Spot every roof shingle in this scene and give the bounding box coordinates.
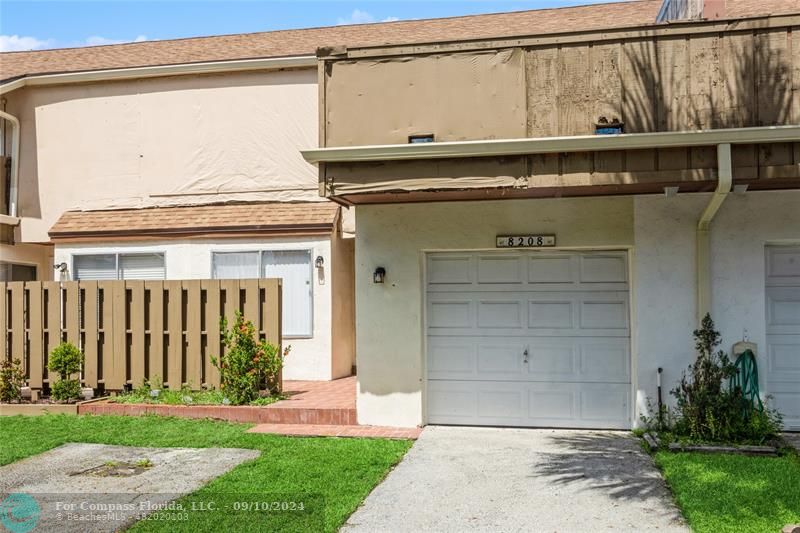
[3,1,667,82]
[49,202,340,239]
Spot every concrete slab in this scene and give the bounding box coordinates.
[342,426,688,532]
[0,443,259,533]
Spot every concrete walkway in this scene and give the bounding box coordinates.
[342,426,688,532]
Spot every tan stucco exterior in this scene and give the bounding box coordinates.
[4,68,320,243]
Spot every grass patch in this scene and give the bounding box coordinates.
[111,387,284,406]
[655,450,800,533]
[0,414,412,532]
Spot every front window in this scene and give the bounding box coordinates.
[212,250,313,338]
[73,253,165,280]
[0,262,37,281]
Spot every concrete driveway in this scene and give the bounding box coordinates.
[342,426,687,532]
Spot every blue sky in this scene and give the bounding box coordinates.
[0,0,627,51]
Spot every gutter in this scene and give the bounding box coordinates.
[696,143,733,323]
[301,125,800,164]
[0,109,20,217]
[0,55,317,95]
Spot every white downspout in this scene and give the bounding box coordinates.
[0,109,20,217]
[696,143,732,322]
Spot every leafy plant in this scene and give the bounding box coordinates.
[0,358,26,403]
[211,312,289,405]
[671,314,782,444]
[48,342,84,402]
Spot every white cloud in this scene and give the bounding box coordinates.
[337,9,399,25]
[82,34,148,47]
[0,35,52,52]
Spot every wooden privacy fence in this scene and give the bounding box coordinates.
[0,279,282,392]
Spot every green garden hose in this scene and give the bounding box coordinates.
[729,349,763,414]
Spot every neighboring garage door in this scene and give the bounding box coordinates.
[426,250,631,429]
[765,246,800,430]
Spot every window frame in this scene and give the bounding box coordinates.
[71,251,166,281]
[210,248,314,339]
[0,261,38,281]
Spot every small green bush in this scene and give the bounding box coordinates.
[670,314,782,444]
[51,379,82,403]
[0,358,26,403]
[48,342,84,402]
[211,312,288,405]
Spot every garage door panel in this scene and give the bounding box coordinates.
[528,342,577,377]
[428,254,473,285]
[528,387,576,420]
[766,247,800,285]
[765,246,800,431]
[766,287,800,334]
[426,250,631,429]
[429,291,629,337]
[528,300,575,329]
[427,380,629,429]
[428,300,473,328]
[579,341,631,382]
[477,254,525,284]
[528,255,574,283]
[579,294,629,332]
[477,300,524,328]
[477,343,526,375]
[478,390,525,418]
[766,335,800,382]
[427,339,477,376]
[579,254,628,283]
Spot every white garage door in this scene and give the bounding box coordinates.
[765,246,800,430]
[426,250,631,429]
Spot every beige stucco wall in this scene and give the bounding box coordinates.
[355,190,800,428]
[354,197,635,427]
[330,223,356,378]
[4,67,319,244]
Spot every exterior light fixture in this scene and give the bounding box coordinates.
[315,255,324,268]
[663,186,680,197]
[373,267,386,284]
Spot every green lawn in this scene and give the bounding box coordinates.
[655,450,800,533]
[0,414,412,532]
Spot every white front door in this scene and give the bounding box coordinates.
[765,246,800,430]
[425,250,631,429]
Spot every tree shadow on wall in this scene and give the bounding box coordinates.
[621,24,793,133]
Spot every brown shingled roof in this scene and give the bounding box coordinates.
[3,1,796,84]
[49,202,340,240]
[3,1,665,82]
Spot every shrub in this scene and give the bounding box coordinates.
[48,342,84,402]
[211,312,288,405]
[0,358,26,403]
[671,314,782,444]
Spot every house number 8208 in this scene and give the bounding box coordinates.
[496,235,556,248]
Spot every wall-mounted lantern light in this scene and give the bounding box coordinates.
[373,267,386,284]
[315,255,324,269]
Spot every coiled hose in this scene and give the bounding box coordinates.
[729,349,763,415]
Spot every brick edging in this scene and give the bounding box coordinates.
[78,400,357,425]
